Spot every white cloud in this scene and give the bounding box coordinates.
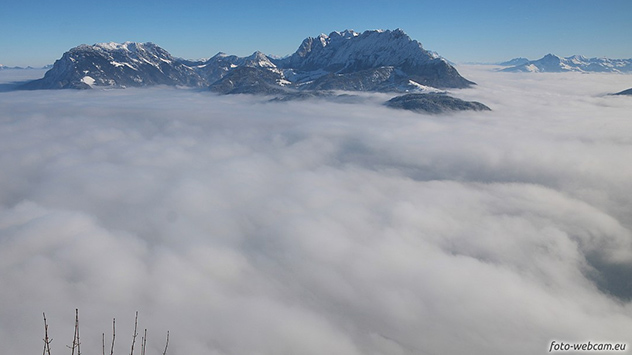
[1,68,632,354]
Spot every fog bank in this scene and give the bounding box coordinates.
[1,67,632,354]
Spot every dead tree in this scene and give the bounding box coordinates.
[162,331,170,355]
[110,318,116,355]
[140,329,147,355]
[42,312,52,355]
[67,309,81,355]
[41,310,168,355]
[129,311,138,355]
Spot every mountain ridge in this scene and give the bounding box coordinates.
[501,54,632,73]
[21,42,206,89]
[20,29,474,93]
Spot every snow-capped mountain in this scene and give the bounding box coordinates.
[188,53,243,84]
[21,42,207,89]
[277,29,473,90]
[209,66,290,95]
[0,64,24,70]
[498,57,530,66]
[207,50,293,94]
[1,64,52,70]
[21,29,474,93]
[502,54,632,73]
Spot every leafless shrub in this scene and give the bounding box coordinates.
[42,310,169,355]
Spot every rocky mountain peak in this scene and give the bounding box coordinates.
[21,29,474,91]
[242,51,277,68]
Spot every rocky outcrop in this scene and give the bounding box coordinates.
[385,93,491,114]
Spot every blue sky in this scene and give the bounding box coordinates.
[1,0,631,67]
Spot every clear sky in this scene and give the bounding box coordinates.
[1,0,631,67]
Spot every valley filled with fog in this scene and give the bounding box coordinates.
[1,66,631,354]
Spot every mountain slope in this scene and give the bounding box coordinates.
[614,88,632,96]
[278,29,473,89]
[209,66,289,95]
[498,57,530,66]
[21,42,207,89]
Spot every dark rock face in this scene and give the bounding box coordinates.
[614,88,632,95]
[269,91,362,103]
[301,67,402,91]
[194,53,243,85]
[208,66,289,95]
[385,93,491,114]
[269,91,338,101]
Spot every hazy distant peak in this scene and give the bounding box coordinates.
[502,53,632,73]
[569,54,588,61]
[541,53,562,61]
[498,57,530,66]
[247,50,269,58]
[242,51,277,68]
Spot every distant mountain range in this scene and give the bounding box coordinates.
[20,29,474,93]
[500,54,632,73]
[0,64,50,70]
[497,57,530,67]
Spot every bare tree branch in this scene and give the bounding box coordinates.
[68,309,80,355]
[162,331,170,355]
[41,311,168,355]
[129,311,138,355]
[76,309,81,355]
[42,312,52,355]
[140,329,147,355]
[110,318,116,355]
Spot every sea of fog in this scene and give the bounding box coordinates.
[1,66,631,354]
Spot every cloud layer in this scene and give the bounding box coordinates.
[1,68,632,354]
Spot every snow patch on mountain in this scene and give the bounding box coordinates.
[80,76,95,87]
[407,80,447,94]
